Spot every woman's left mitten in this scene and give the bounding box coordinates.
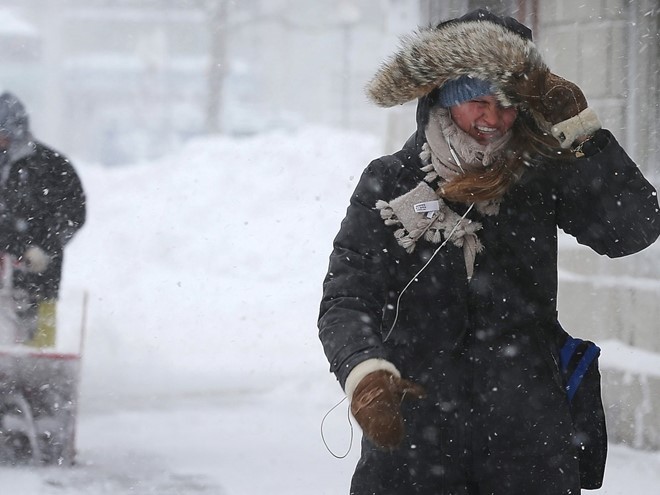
[350,370,425,450]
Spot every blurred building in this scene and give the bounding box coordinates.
[0,0,407,165]
[0,1,656,171]
[0,0,210,165]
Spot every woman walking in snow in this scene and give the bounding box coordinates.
[318,9,660,495]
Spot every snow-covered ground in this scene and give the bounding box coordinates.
[1,127,659,493]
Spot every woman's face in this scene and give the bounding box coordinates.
[449,95,517,145]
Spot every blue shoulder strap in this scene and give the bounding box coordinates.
[560,337,582,373]
[560,337,601,403]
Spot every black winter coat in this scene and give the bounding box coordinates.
[318,124,660,493]
[0,141,86,300]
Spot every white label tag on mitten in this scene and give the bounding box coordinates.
[413,200,440,213]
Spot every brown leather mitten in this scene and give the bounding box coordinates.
[521,71,587,124]
[517,70,601,148]
[350,370,426,450]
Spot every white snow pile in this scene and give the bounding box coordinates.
[58,126,379,400]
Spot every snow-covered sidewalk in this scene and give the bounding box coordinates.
[2,378,660,494]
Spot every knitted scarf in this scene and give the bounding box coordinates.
[376,107,511,280]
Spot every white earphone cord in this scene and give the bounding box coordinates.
[384,139,473,342]
[384,202,474,341]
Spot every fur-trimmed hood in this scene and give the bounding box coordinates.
[366,9,546,111]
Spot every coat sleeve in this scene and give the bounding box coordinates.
[318,157,401,388]
[29,147,86,254]
[555,129,660,257]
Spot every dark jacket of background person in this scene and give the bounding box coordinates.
[0,92,86,301]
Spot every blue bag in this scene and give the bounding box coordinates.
[559,336,607,490]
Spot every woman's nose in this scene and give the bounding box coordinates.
[481,104,506,126]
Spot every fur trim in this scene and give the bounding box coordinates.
[551,107,602,148]
[366,20,546,108]
[344,359,400,400]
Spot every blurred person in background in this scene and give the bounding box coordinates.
[0,91,85,347]
[318,9,660,495]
